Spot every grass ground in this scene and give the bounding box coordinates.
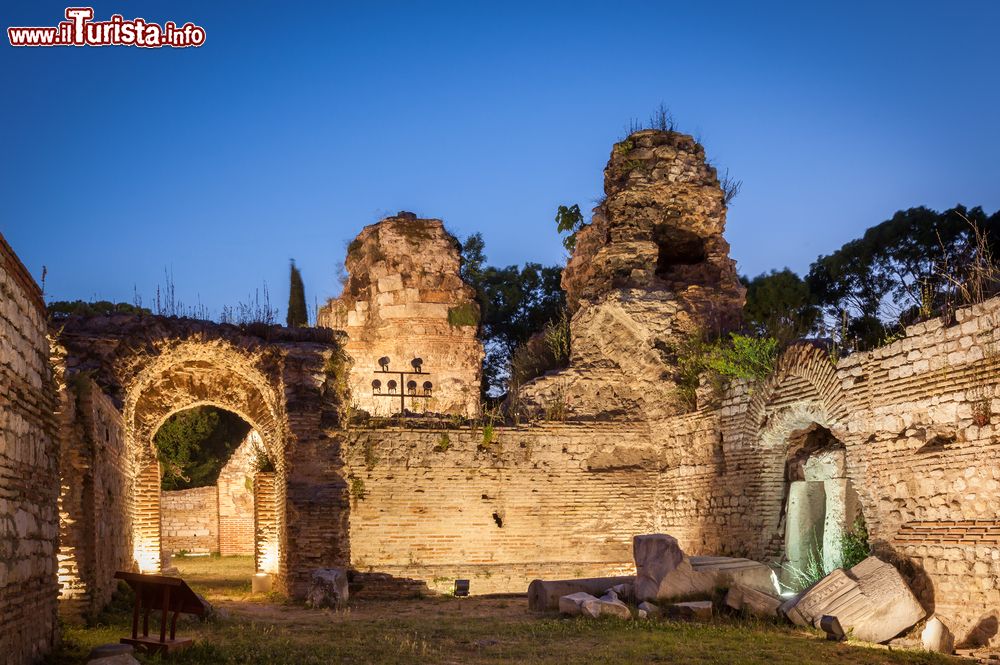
[48,556,957,665]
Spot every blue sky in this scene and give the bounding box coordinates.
[2,1,998,320]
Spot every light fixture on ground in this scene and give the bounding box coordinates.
[454,579,470,597]
[252,572,273,594]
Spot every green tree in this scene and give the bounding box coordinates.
[555,204,586,252]
[742,269,818,344]
[806,205,1000,348]
[460,236,566,397]
[286,259,307,327]
[154,406,251,490]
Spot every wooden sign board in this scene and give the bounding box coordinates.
[114,571,210,654]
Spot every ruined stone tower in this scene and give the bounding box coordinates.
[317,213,483,417]
[520,130,745,420]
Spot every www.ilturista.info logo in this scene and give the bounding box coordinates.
[8,7,206,48]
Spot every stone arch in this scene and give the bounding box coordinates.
[120,340,287,574]
[740,344,859,565]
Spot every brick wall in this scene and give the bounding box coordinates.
[340,423,653,594]
[0,234,59,665]
[217,432,258,556]
[56,378,130,620]
[160,486,219,554]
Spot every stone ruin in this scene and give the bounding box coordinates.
[521,129,745,420]
[4,127,1000,663]
[317,212,483,418]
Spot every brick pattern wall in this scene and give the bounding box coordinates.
[217,432,258,556]
[0,234,59,665]
[56,379,129,620]
[342,423,654,594]
[254,472,278,573]
[160,486,219,554]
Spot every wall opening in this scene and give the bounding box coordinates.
[780,425,861,586]
[153,406,264,560]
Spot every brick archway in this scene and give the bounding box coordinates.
[53,315,344,613]
[122,341,286,574]
[740,344,858,561]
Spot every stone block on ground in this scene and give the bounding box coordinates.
[559,591,600,616]
[783,556,925,643]
[597,591,633,619]
[723,584,782,618]
[527,576,634,611]
[666,600,713,622]
[921,617,955,654]
[690,556,780,595]
[637,601,661,619]
[634,534,685,601]
[306,568,349,609]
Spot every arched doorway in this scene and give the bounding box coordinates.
[124,344,286,580]
[781,424,862,583]
[153,406,270,561]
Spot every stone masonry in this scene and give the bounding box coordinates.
[521,130,745,421]
[317,213,483,418]
[0,233,59,665]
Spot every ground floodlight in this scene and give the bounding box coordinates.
[454,579,470,597]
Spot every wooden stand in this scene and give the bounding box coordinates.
[114,571,209,654]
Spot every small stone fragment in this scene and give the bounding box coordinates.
[306,567,349,609]
[921,617,954,654]
[559,591,600,616]
[667,600,713,621]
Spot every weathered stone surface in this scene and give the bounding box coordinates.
[666,600,713,621]
[0,233,59,665]
[690,556,779,595]
[306,568,349,609]
[723,584,782,618]
[559,592,600,617]
[528,576,634,611]
[784,557,925,643]
[921,617,954,654]
[317,213,483,417]
[634,534,687,601]
[596,596,633,619]
[519,130,745,421]
[637,601,661,619]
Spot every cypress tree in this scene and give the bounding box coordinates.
[286,259,308,327]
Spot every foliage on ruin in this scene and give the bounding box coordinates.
[286,259,308,327]
[668,332,779,411]
[839,516,870,571]
[555,204,586,252]
[154,406,252,490]
[447,303,480,327]
[48,300,151,319]
[509,310,571,390]
[363,440,380,469]
[348,476,366,505]
[433,433,451,452]
[459,233,566,398]
[249,436,275,474]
